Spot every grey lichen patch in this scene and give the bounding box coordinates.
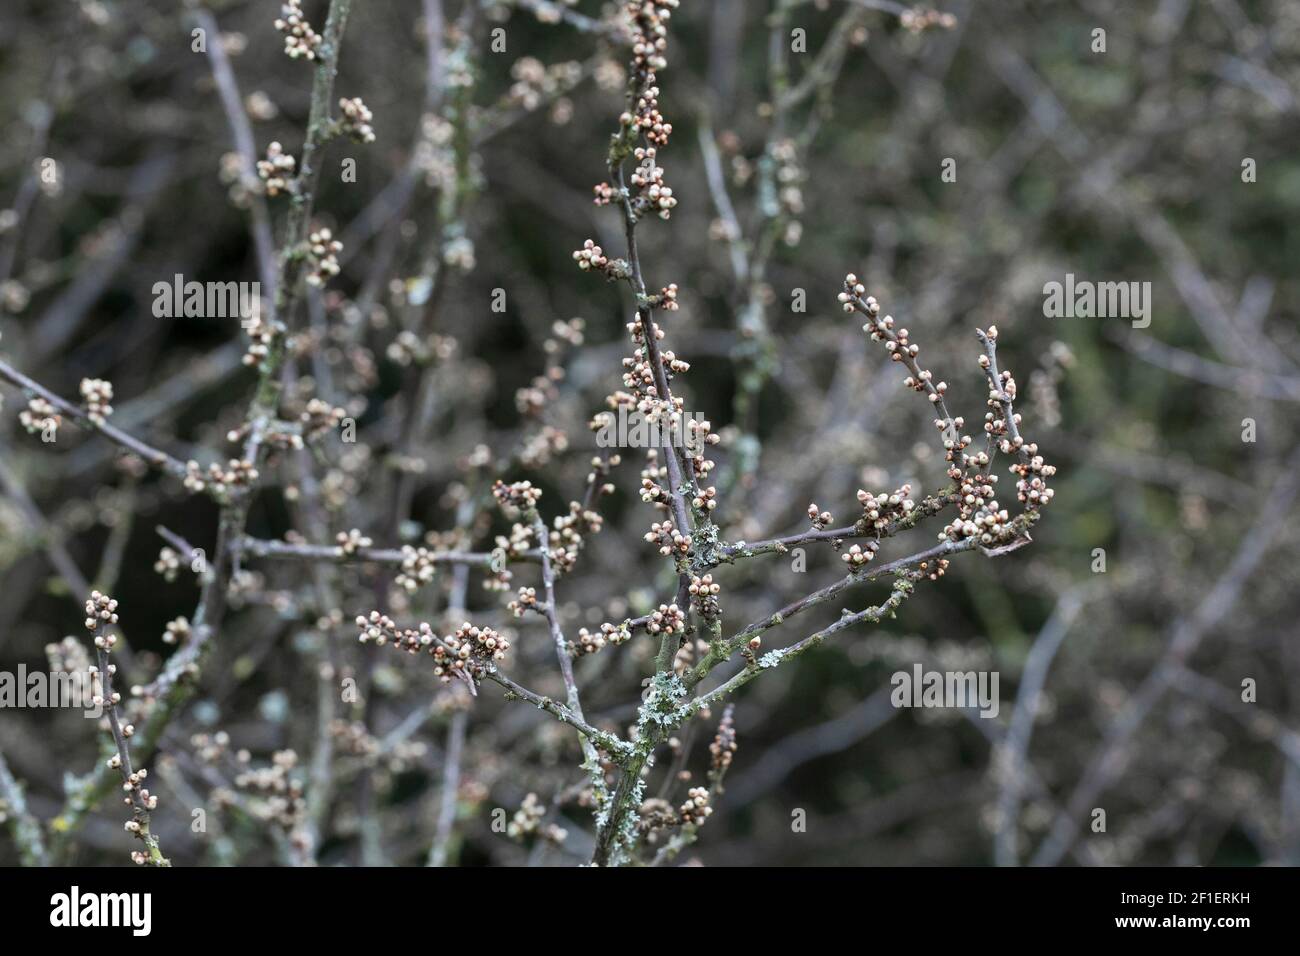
[638,672,690,730]
[687,521,724,571]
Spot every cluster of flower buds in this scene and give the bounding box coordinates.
[335,528,372,556]
[337,97,375,144]
[330,719,382,762]
[936,413,977,474]
[841,541,881,568]
[857,484,915,532]
[516,368,562,418]
[507,792,568,845]
[546,316,586,352]
[976,327,1057,510]
[573,238,608,272]
[19,397,59,436]
[689,573,721,620]
[637,446,668,507]
[629,147,676,219]
[415,114,455,192]
[246,91,277,122]
[153,547,181,582]
[624,1,678,142]
[904,364,946,401]
[79,378,113,423]
[679,785,712,825]
[45,636,91,677]
[506,58,583,112]
[1011,450,1055,508]
[571,620,631,657]
[436,622,510,682]
[274,0,322,60]
[300,398,346,442]
[232,749,307,832]
[161,616,190,646]
[493,479,543,516]
[708,704,737,778]
[546,499,604,574]
[355,612,405,648]
[507,586,540,617]
[808,503,834,530]
[573,627,608,656]
[387,330,458,368]
[518,319,583,422]
[585,455,618,512]
[684,417,720,479]
[899,6,958,32]
[651,282,679,310]
[118,768,158,813]
[375,734,428,774]
[621,342,664,394]
[571,239,627,279]
[519,425,570,470]
[864,311,922,371]
[645,519,690,557]
[917,557,950,580]
[85,590,120,634]
[257,141,296,196]
[636,797,678,837]
[355,613,510,683]
[645,602,687,637]
[226,569,274,613]
[838,274,870,314]
[493,523,535,567]
[183,458,259,495]
[304,229,342,287]
[219,152,257,206]
[691,485,717,512]
[770,138,806,224]
[191,731,231,764]
[618,316,689,404]
[395,545,438,593]
[981,385,1014,445]
[942,472,1015,546]
[241,310,275,368]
